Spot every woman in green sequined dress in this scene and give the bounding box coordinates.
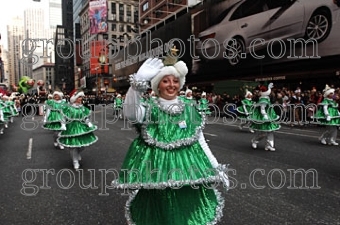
[236,90,254,133]
[57,91,98,169]
[112,57,229,225]
[249,83,281,151]
[42,91,67,149]
[314,84,340,145]
[197,91,211,116]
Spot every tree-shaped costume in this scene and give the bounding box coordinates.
[112,56,229,225]
[113,94,123,119]
[57,91,98,169]
[197,91,211,115]
[249,83,281,151]
[237,90,254,133]
[0,94,5,134]
[314,84,340,145]
[42,91,67,149]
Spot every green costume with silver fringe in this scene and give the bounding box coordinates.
[237,98,253,120]
[42,99,67,131]
[57,103,98,148]
[314,98,340,126]
[113,97,226,225]
[197,98,211,115]
[249,97,281,131]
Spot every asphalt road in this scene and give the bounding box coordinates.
[0,107,339,225]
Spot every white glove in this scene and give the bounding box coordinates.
[85,118,94,128]
[268,83,274,89]
[326,116,331,121]
[135,58,164,81]
[60,123,66,130]
[263,114,269,120]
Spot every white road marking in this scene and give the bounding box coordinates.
[27,138,33,160]
[204,132,218,137]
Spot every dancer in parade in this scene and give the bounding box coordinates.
[0,93,4,134]
[183,87,196,106]
[249,83,281,151]
[1,95,12,129]
[57,90,98,169]
[112,55,229,225]
[197,91,211,115]
[7,96,19,123]
[237,90,254,133]
[113,93,124,119]
[42,91,67,149]
[314,84,340,145]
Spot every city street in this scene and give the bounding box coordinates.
[0,106,339,225]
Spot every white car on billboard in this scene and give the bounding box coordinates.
[196,0,340,66]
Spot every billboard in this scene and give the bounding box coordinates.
[191,0,340,82]
[89,0,108,34]
[90,40,109,75]
[113,0,340,89]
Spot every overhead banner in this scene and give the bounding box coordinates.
[89,0,108,34]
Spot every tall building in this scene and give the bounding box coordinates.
[48,0,62,29]
[7,17,24,87]
[0,34,3,83]
[139,0,189,33]
[73,0,84,88]
[24,8,46,40]
[79,0,139,94]
[53,0,74,93]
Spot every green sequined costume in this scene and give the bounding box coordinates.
[42,99,66,131]
[57,103,98,148]
[314,98,340,125]
[113,97,227,225]
[197,98,211,115]
[7,101,19,117]
[1,100,12,123]
[249,97,281,131]
[236,98,253,120]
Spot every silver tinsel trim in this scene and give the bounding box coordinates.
[124,187,225,225]
[56,135,98,148]
[112,175,221,189]
[152,98,185,115]
[111,163,229,190]
[140,101,206,150]
[57,125,98,137]
[129,73,150,92]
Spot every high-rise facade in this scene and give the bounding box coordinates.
[7,17,24,87]
[79,0,139,93]
[49,0,63,29]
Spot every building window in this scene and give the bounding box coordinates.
[111,2,116,14]
[119,25,124,32]
[142,2,149,12]
[111,24,116,31]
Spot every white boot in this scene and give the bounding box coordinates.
[251,139,258,149]
[265,133,275,151]
[0,128,3,134]
[70,149,80,169]
[265,140,275,151]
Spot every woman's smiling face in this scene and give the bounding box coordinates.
[158,75,180,100]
